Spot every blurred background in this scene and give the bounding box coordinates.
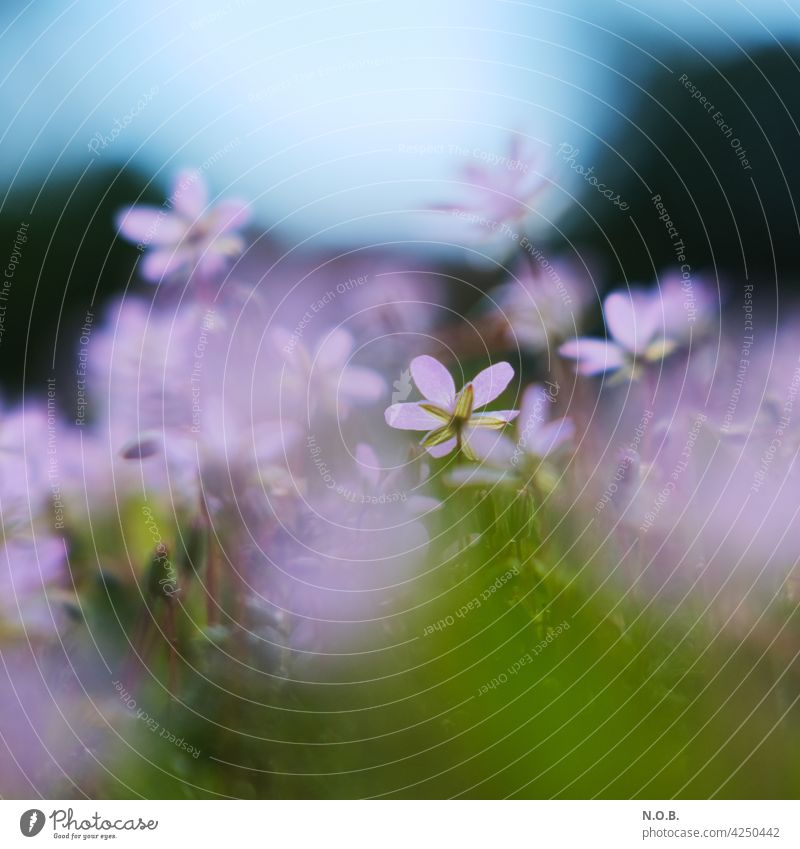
[1,0,798,393]
[3,1,800,801]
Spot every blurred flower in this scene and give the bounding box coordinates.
[0,646,101,795]
[658,270,718,344]
[559,279,715,378]
[485,256,595,352]
[434,136,547,234]
[349,442,441,516]
[385,355,518,459]
[447,383,573,488]
[245,441,438,655]
[116,169,249,283]
[0,404,66,631]
[275,327,386,420]
[514,384,575,460]
[89,295,297,514]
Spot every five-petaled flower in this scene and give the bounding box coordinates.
[385,355,518,459]
[116,168,249,283]
[434,135,547,232]
[559,288,683,379]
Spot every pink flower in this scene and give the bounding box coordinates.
[514,384,575,460]
[0,403,66,632]
[486,256,594,352]
[434,136,546,231]
[559,285,692,378]
[446,383,574,487]
[116,169,249,283]
[384,355,518,459]
[275,327,386,419]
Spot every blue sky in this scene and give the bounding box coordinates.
[0,0,797,250]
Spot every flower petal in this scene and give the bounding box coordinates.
[464,428,516,465]
[518,385,549,435]
[318,328,354,367]
[559,338,625,375]
[116,207,187,245]
[339,366,386,403]
[385,402,442,430]
[425,436,457,458]
[604,291,658,355]
[207,198,250,235]
[171,169,208,219]
[528,417,575,458]
[471,362,514,408]
[410,355,456,407]
[355,443,381,487]
[139,247,193,282]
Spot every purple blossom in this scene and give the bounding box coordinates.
[351,442,441,516]
[275,327,386,419]
[514,384,575,460]
[447,383,574,486]
[486,256,595,352]
[0,404,66,632]
[116,169,249,283]
[434,136,546,232]
[559,279,715,377]
[89,296,298,513]
[385,355,518,459]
